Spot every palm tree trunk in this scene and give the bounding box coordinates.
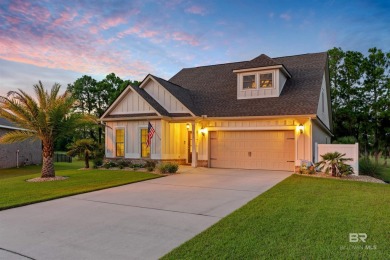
[41,141,55,178]
[332,164,336,176]
[85,151,90,168]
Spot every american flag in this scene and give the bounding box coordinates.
[146,122,155,147]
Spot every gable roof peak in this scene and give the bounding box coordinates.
[235,53,280,70]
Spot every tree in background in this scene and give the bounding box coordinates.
[67,139,97,169]
[362,48,389,162]
[328,47,389,161]
[65,73,140,148]
[0,82,91,178]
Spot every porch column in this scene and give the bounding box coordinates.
[191,122,197,167]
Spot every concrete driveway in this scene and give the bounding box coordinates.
[0,167,291,260]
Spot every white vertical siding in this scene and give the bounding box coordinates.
[110,89,155,115]
[105,120,162,159]
[160,120,186,160]
[316,73,330,128]
[312,121,331,162]
[279,71,287,95]
[143,79,191,114]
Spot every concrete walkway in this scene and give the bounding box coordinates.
[0,167,291,260]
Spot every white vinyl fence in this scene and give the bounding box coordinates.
[315,143,359,175]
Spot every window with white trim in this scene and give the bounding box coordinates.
[140,128,150,158]
[241,72,274,90]
[260,73,273,88]
[243,75,256,89]
[115,128,125,157]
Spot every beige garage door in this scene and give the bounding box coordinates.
[210,131,295,171]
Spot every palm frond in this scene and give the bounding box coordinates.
[0,131,37,144]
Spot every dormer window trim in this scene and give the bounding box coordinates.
[241,70,275,91]
[233,64,292,78]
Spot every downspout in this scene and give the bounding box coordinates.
[16,149,19,168]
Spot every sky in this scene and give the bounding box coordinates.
[0,0,389,97]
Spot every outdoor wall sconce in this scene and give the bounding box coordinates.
[200,128,207,136]
[186,123,190,130]
[298,124,304,134]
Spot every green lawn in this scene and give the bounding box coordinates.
[163,175,390,259]
[0,161,160,211]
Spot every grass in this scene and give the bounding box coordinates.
[163,175,390,259]
[0,161,160,211]
[360,156,390,183]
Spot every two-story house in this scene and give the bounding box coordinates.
[100,52,332,171]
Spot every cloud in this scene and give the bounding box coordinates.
[117,23,199,46]
[101,16,129,30]
[171,31,199,46]
[280,13,291,21]
[52,9,77,26]
[185,5,207,15]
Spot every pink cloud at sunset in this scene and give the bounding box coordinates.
[0,0,389,97]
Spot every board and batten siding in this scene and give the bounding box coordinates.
[311,121,331,162]
[110,89,155,115]
[105,120,188,161]
[316,73,330,129]
[160,121,187,160]
[143,79,192,113]
[105,120,162,159]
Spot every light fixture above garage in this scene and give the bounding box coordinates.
[186,123,190,130]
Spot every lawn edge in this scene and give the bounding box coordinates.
[0,173,163,211]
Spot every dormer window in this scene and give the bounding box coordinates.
[241,71,274,90]
[233,54,291,99]
[260,73,273,88]
[243,75,256,89]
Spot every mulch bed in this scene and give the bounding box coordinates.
[295,172,386,184]
[26,176,69,182]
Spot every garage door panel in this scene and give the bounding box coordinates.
[210,130,295,171]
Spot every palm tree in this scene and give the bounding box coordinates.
[0,81,91,178]
[315,152,352,177]
[67,139,97,168]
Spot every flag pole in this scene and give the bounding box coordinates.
[149,121,161,140]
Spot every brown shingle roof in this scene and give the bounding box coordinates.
[130,85,170,116]
[235,54,279,70]
[150,75,199,115]
[168,52,327,117]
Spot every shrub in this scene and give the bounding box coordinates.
[359,158,384,177]
[93,157,103,168]
[158,162,179,174]
[117,159,130,168]
[103,160,118,169]
[145,160,156,172]
[299,160,315,174]
[315,152,352,177]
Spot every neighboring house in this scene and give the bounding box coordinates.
[100,52,332,171]
[0,118,42,168]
